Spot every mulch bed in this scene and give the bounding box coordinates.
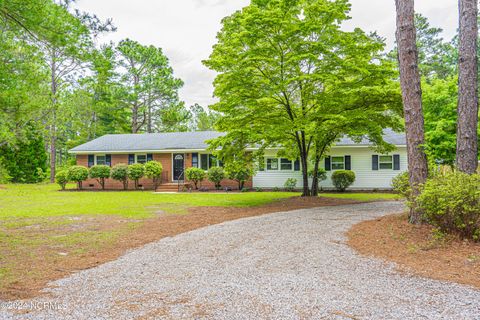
[347,214,480,289]
[1,196,360,301]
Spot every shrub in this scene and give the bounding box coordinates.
[128,163,145,190]
[185,167,206,189]
[331,170,356,192]
[392,171,410,198]
[225,161,253,190]
[416,172,480,241]
[55,170,68,190]
[207,166,224,190]
[111,164,129,190]
[284,178,297,191]
[67,166,89,190]
[89,165,111,190]
[144,161,163,189]
[0,160,11,184]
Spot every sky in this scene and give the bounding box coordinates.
[75,0,459,109]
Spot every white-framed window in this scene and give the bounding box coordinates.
[280,158,293,171]
[199,154,222,170]
[95,154,106,165]
[136,154,147,164]
[331,156,345,170]
[379,155,393,170]
[266,158,279,171]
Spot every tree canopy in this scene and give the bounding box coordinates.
[204,0,402,196]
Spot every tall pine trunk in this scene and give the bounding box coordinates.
[457,0,479,174]
[395,0,428,224]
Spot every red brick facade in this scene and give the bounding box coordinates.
[76,153,252,190]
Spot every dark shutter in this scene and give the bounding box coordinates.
[393,154,400,170]
[128,154,135,165]
[106,154,112,167]
[191,153,199,167]
[200,154,208,170]
[88,155,94,167]
[344,155,351,170]
[372,155,379,170]
[325,156,331,171]
[294,159,300,171]
[147,154,153,162]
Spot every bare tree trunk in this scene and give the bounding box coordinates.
[49,54,57,183]
[395,0,429,224]
[457,0,479,174]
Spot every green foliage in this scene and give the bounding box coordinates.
[55,170,69,191]
[391,171,411,198]
[207,167,225,190]
[0,126,47,183]
[89,165,111,190]
[284,178,297,192]
[331,170,356,192]
[144,161,163,189]
[111,164,129,190]
[128,163,145,189]
[416,172,480,241]
[185,167,206,189]
[67,166,89,190]
[0,159,12,184]
[204,0,402,196]
[224,160,254,190]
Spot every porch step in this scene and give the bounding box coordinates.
[156,183,180,192]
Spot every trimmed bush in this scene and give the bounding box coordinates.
[416,172,480,241]
[128,163,145,190]
[185,167,206,189]
[225,161,253,190]
[391,171,410,198]
[55,170,68,190]
[207,166,224,190]
[111,164,129,190]
[67,166,89,190]
[145,161,163,189]
[284,178,297,191]
[331,170,355,192]
[89,165,111,190]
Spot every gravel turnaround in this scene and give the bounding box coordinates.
[2,201,480,320]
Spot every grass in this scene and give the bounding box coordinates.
[0,183,398,299]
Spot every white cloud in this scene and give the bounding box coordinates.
[76,0,458,109]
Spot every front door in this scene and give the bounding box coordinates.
[173,153,185,181]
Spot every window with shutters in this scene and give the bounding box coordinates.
[95,155,106,165]
[379,155,393,170]
[331,156,345,170]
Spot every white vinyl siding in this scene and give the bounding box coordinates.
[252,147,407,190]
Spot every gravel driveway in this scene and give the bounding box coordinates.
[2,201,480,319]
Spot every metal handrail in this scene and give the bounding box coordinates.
[177,170,185,192]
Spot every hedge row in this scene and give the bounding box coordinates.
[56,161,163,190]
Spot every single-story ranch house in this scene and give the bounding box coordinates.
[69,130,407,191]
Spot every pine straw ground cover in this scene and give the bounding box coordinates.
[0,183,397,300]
[348,213,480,289]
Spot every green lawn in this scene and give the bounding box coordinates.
[0,183,399,299]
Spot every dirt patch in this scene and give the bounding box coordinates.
[1,196,360,301]
[347,214,480,289]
